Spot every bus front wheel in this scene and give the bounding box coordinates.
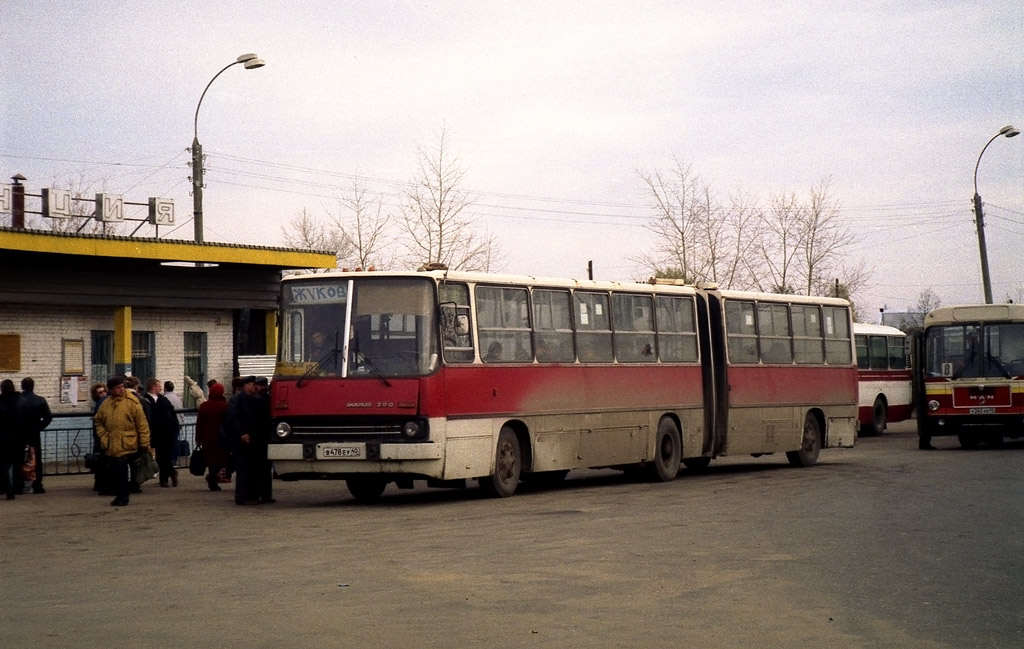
[648,418,682,481]
[346,476,388,502]
[787,413,822,467]
[479,427,521,498]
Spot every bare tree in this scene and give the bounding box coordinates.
[281,207,348,272]
[798,176,856,295]
[332,177,394,270]
[399,126,500,271]
[895,288,943,331]
[816,260,873,322]
[637,159,746,286]
[756,190,805,293]
[720,191,763,290]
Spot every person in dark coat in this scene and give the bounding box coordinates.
[195,382,230,491]
[223,376,273,505]
[16,377,52,494]
[145,378,180,487]
[0,379,24,500]
[89,382,112,494]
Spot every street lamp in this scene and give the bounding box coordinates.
[973,124,1020,304]
[191,53,265,243]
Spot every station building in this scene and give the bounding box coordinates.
[0,178,335,414]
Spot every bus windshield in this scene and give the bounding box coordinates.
[280,276,439,378]
[925,323,1024,379]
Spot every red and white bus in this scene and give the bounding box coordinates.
[853,322,912,435]
[913,303,1024,448]
[268,268,858,500]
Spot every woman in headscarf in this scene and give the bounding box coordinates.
[195,382,230,491]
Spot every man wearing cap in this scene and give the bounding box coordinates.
[224,376,272,505]
[94,375,151,506]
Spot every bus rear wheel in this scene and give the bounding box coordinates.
[346,476,388,502]
[478,427,521,498]
[647,418,682,481]
[871,397,887,436]
[787,413,822,467]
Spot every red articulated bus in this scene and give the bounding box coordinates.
[268,268,858,501]
[853,322,912,435]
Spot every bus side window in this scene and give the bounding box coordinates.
[758,303,792,364]
[532,289,575,363]
[613,294,655,363]
[823,306,853,364]
[855,334,869,369]
[439,283,474,363]
[888,336,907,369]
[574,292,613,363]
[656,296,698,363]
[725,300,758,364]
[793,305,824,364]
[477,285,531,363]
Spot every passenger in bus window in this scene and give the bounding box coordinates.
[484,341,503,362]
[310,331,328,361]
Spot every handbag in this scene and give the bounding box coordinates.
[131,450,158,485]
[189,445,207,476]
[21,445,37,481]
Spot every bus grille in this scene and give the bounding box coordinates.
[289,423,403,437]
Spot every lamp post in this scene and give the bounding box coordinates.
[973,124,1020,304]
[191,53,265,244]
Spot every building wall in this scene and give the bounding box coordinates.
[0,303,235,413]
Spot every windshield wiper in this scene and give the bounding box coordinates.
[350,331,391,387]
[986,353,1011,379]
[297,331,341,388]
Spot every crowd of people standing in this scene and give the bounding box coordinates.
[2,372,275,508]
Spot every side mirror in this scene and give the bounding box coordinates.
[455,314,470,336]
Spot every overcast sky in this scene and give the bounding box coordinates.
[2,1,1022,319]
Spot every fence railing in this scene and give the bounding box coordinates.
[38,410,198,476]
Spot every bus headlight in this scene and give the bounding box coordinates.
[402,421,421,439]
[927,400,940,412]
[275,422,292,439]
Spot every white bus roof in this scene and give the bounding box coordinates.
[282,269,698,295]
[853,322,907,336]
[924,303,1024,326]
[282,269,850,306]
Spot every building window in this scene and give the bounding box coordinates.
[91,331,114,382]
[131,331,155,382]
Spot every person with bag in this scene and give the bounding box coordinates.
[15,377,52,494]
[195,382,230,491]
[0,379,24,501]
[94,375,151,507]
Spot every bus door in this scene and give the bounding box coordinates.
[696,291,729,456]
[910,328,928,438]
